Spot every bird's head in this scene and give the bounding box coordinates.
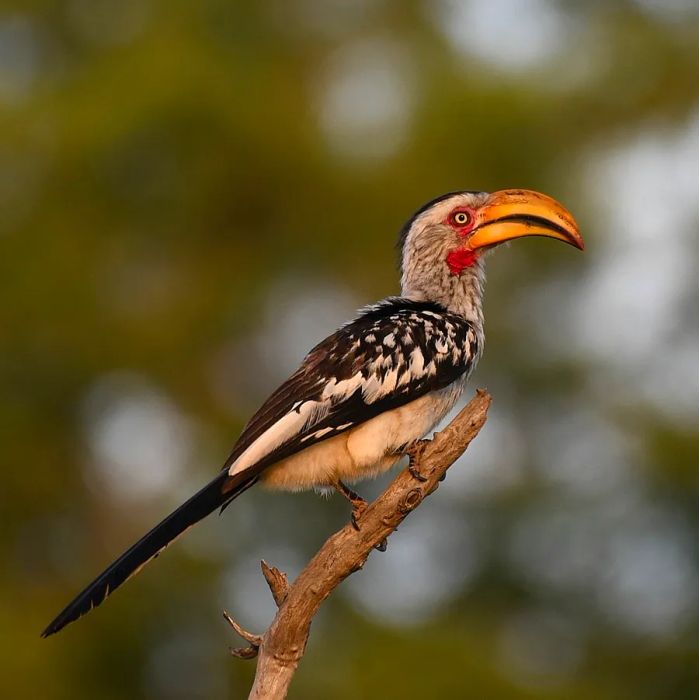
[399,189,583,279]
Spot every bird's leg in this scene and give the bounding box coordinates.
[405,439,430,482]
[332,479,388,551]
[332,479,368,530]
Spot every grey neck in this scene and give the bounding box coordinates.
[400,257,486,331]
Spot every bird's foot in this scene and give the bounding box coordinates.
[350,502,367,531]
[406,439,430,482]
[333,480,387,551]
[333,480,368,530]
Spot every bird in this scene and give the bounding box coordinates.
[42,188,583,637]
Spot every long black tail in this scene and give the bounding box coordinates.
[42,470,256,637]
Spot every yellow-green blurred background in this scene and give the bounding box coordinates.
[3,1,699,698]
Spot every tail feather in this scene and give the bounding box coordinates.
[42,470,256,637]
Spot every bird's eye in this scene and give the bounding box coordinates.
[452,211,471,226]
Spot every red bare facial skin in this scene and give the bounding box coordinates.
[446,248,478,275]
[445,207,478,275]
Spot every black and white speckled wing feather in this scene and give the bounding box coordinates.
[224,297,479,480]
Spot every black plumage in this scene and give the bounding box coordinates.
[41,471,257,637]
[42,298,478,637]
[224,297,477,476]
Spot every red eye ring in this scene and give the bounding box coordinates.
[450,210,472,227]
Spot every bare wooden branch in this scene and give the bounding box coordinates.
[261,560,289,608]
[226,390,492,700]
[223,610,262,659]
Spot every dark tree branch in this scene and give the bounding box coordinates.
[226,390,492,699]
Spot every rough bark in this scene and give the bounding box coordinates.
[224,390,492,700]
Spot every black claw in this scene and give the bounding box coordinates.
[408,464,428,482]
[374,539,388,552]
[405,439,430,482]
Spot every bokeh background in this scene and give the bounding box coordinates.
[3,1,699,698]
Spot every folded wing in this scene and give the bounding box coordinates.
[224,297,478,481]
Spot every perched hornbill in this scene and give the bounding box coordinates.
[43,189,583,637]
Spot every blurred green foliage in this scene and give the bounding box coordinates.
[3,1,699,698]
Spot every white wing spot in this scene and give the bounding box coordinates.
[301,426,335,442]
[410,347,425,375]
[435,338,448,354]
[322,373,364,400]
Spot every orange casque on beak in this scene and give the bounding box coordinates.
[466,189,584,252]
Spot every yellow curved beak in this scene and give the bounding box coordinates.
[468,189,584,251]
